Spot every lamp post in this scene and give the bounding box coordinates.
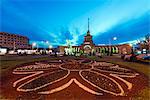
[45,41,52,54]
[36,44,38,50]
[113,37,117,41]
[13,41,16,51]
[41,40,49,50]
[129,43,134,54]
[45,41,49,50]
[32,42,36,50]
[49,45,52,49]
[49,45,52,54]
[109,37,117,56]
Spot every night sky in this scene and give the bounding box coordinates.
[1,0,150,47]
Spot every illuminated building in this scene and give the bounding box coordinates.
[0,32,31,49]
[58,19,132,55]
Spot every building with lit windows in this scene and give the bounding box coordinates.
[58,20,132,55]
[0,32,31,50]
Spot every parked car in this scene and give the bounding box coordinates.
[8,50,18,55]
[0,48,7,55]
[143,56,150,60]
[136,54,146,60]
[124,54,137,61]
[136,54,150,60]
[137,55,150,64]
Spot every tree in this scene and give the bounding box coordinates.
[136,34,150,53]
[143,33,150,50]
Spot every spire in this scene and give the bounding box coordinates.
[87,18,90,35]
[88,18,89,31]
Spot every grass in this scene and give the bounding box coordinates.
[103,60,150,77]
[88,56,150,77]
[0,55,58,75]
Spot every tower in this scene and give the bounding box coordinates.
[81,18,95,54]
[83,18,94,44]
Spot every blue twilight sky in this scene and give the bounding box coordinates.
[1,0,150,47]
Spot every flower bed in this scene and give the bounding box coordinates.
[20,70,68,90]
[92,62,114,67]
[10,59,145,98]
[94,65,134,74]
[48,60,62,64]
[61,62,91,70]
[81,71,121,94]
[13,63,60,72]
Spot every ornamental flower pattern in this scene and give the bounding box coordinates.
[13,59,139,96]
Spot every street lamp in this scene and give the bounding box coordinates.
[32,42,36,50]
[36,44,38,50]
[49,45,52,49]
[41,40,49,50]
[129,43,134,54]
[45,41,50,50]
[48,45,53,54]
[109,37,117,56]
[13,41,16,51]
[129,43,133,47]
[113,37,117,41]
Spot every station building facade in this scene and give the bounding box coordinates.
[58,29,132,55]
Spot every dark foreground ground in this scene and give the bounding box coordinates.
[0,55,150,100]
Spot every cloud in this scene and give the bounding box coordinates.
[1,0,149,48]
[93,13,149,45]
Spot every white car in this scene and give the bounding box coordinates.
[0,48,7,55]
[8,50,18,55]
